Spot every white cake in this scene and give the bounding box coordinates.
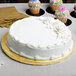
[7,17,73,60]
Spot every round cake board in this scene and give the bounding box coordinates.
[1,32,75,65]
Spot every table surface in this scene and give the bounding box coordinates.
[0,3,76,76]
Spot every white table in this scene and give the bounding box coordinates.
[0,3,76,76]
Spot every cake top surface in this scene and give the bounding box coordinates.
[9,17,72,49]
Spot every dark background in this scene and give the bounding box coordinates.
[0,0,76,3]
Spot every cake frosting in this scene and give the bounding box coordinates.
[7,17,73,60]
[28,0,40,9]
[55,6,69,19]
[74,3,76,8]
[50,0,63,7]
[74,3,76,12]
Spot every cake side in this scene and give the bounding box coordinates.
[7,34,73,60]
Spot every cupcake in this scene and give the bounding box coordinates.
[50,0,63,12]
[74,3,76,16]
[55,6,69,23]
[28,0,40,15]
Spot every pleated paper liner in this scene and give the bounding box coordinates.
[26,8,45,16]
[65,19,72,26]
[54,18,72,26]
[1,32,75,65]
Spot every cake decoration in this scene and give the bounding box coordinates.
[28,0,40,14]
[55,6,69,23]
[50,0,63,12]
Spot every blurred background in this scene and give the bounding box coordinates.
[0,0,76,3]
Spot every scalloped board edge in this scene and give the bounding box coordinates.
[1,32,75,65]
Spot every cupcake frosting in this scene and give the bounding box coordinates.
[55,6,69,19]
[74,3,76,10]
[28,0,40,9]
[50,0,63,6]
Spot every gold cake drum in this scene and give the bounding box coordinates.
[1,32,75,65]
